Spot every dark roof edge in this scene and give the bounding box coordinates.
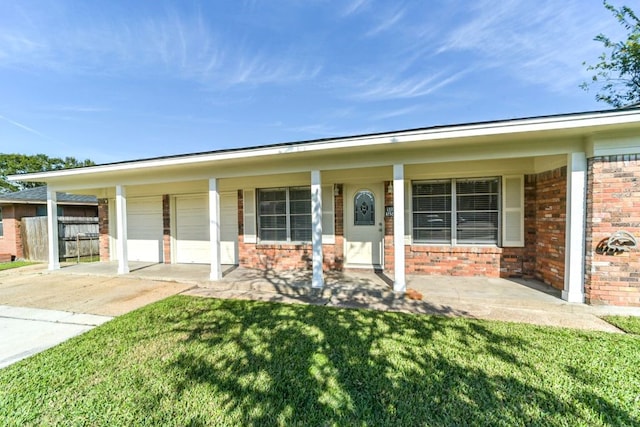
[13,106,640,177]
[82,106,640,168]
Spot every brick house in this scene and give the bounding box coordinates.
[0,187,98,261]
[10,108,640,306]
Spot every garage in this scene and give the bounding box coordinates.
[174,193,238,264]
[126,196,163,262]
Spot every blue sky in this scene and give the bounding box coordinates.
[0,0,627,164]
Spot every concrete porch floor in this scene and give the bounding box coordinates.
[57,261,640,332]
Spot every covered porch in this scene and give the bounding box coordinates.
[53,261,624,331]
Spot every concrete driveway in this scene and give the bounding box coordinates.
[0,264,193,368]
[0,264,194,316]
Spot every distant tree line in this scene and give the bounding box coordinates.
[0,154,95,193]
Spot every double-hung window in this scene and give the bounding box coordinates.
[258,186,311,242]
[413,177,500,245]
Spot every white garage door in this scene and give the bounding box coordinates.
[127,197,163,262]
[175,195,209,264]
[175,193,238,264]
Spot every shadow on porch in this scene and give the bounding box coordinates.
[58,261,623,332]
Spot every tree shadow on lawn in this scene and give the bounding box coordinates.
[140,297,639,426]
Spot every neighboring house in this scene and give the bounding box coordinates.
[0,187,98,260]
[9,108,640,307]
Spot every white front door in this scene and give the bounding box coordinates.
[344,184,384,268]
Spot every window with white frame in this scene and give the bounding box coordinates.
[412,177,500,245]
[257,186,311,242]
[0,206,3,237]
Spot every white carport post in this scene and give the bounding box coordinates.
[115,185,129,275]
[563,152,587,303]
[311,170,324,289]
[46,188,60,270]
[393,164,406,292]
[209,178,222,281]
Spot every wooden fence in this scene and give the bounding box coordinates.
[21,216,99,262]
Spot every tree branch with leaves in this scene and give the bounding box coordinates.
[0,154,95,193]
[582,1,640,108]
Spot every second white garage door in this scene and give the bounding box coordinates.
[174,193,238,264]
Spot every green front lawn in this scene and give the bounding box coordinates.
[603,315,640,335]
[1,296,639,426]
[0,260,35,271]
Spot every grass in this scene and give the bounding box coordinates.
[1,296,639,426]
[0,260,35,271]
[603,315,640,335]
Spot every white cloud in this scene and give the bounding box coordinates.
[0,6,322,89]
[341,0,369,17]
[371,105,420,120]
[365,7,405,37]
[350,70,468,101]
[0,114,46,138]
[432,0,621,93]
[225,54,322,87]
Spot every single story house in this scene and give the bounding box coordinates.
[0,187,98,261]
[10,108,640,306]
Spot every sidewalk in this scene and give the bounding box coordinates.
[0,305,112,369]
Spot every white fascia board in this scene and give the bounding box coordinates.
[9,110,640,183]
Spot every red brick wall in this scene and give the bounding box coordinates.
[383,181,394,271]
[162,195,171,264]
[0,205,17,258]
[404,246,503,276]
[238,240,340,270]
[531,167,567,289]
[0,205,39,259]
[585,155,640,306]
[522,176,537,276]
[334,185,344,269]
[98,199,110,261]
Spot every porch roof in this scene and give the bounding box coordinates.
[8,107,640,189]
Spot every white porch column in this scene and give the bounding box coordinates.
[115,185,129,275]
[393,164,406,292]
[563,152,587,303]
[46,188,60,270]
[209,178,222,281]
[311,170,324,289]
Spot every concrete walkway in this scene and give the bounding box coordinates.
[56,262,640,332]
[184,267,640,333]
[0,305,111,369]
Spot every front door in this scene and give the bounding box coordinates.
[344,184,384,269]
